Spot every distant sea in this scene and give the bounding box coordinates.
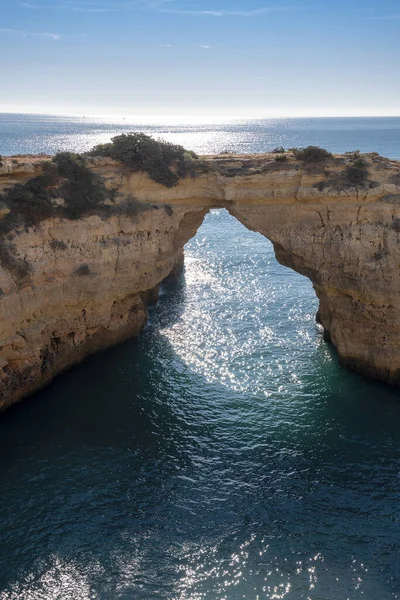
[1,114,400,600]
[1,113,400,158]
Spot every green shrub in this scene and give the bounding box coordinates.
[353,158,366,169]
[87,132,202,187]
[272,146,285,154]
[1,175,56,230]
[0,153,112,231]
[177,151,200,178]
[53,152,109,217]
[342,165,369,187]
[53,152,87,179]
[0,151,160,282]
[274,154,287,162]
[323,164,369,191]
[292,146,332,163]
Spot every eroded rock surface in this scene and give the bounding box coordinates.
[1,150,400,408]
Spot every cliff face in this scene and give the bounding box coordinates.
[1,151,400,409]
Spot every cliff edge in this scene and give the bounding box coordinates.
[1,143,400,409]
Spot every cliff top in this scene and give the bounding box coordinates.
[1,149,399,177]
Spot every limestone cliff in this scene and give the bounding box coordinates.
[1,149,400,409]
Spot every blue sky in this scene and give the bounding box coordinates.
[1,0,399,118]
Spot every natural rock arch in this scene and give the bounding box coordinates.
[178,199,399,387]
[0,151,400,409]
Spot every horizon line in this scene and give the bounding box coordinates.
[1,109,400,123]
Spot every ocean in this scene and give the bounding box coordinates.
[1,114,400,599]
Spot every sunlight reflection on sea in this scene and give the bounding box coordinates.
[1,116,400,599]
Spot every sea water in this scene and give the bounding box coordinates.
[0,115,400,599]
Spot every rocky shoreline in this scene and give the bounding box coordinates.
[1,146,400,409]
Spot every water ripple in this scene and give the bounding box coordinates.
[1,134,400,598]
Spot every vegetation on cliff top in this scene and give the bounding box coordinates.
[0,152,152,283]
[87,132,203,187]
[291,146,376,190]
[0,133,206,282]
[0,142,388,284]
[292,146,333,163]
[313,152,373,192]
[0,152,113,233]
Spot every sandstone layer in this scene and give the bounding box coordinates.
[1,150,400,409]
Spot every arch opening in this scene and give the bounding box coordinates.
[162,208,323,395]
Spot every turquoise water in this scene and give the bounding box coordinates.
[1,116,400,599]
